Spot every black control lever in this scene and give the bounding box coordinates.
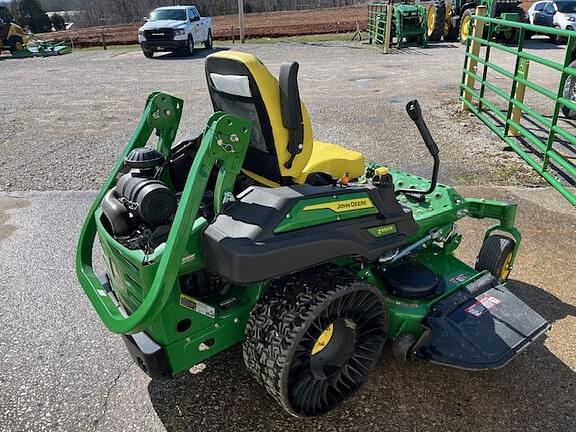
[396,99,440,197]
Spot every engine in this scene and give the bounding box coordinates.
[101,147,177,251]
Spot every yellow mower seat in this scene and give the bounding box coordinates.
[205,51,364,185]
[297,141,365,184]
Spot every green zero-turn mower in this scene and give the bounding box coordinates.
[77,51,550,417]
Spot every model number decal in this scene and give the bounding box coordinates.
[367,224,397,237]
[180,294,216,319]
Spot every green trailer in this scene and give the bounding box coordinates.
[77,51,549,417]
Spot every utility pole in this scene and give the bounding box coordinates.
[238,0,245,43]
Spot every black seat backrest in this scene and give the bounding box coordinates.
[205,51,314,184]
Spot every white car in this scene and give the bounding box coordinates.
[138,5,212,58]
[527,1,576,31]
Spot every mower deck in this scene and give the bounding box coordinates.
[417,274,549,370]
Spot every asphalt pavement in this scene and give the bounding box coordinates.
[0,186,574,432]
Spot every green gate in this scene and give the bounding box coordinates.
[460,7,576,205]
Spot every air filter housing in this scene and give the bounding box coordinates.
[125,148,165,171]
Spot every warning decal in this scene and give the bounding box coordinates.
[464,294,501,317]
[180,294,216,319]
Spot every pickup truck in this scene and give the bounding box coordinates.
[138,5,212,58]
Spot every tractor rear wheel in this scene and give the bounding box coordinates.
[243,266,388,417]
[459,9,474,44]
[475,234,516,281]
[562,60,576,119]
[427,1,446,42]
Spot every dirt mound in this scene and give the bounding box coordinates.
[38,5,368,48]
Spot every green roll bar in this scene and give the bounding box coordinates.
[76,93,252,334]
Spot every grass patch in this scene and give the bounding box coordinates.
[215,32,357,45]
[74,33,358,52]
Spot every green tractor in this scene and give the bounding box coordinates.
[427,0,524,44]
[368,2,427,48]
[77,51,549,417]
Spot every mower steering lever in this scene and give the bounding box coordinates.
[396,100,440,197]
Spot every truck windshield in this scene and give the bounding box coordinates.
[150,9,187,21]
[557,2,576,13]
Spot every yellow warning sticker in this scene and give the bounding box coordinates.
[303,197,375,213]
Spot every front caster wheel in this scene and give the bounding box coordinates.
[243,266,388,417]
[392,333,418,362]
[475,234,516,281]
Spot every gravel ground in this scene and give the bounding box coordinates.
[0,39,575,432]
[2,39,568,192]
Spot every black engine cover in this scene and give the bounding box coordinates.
[203,184,418,283]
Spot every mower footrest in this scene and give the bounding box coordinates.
[417,276,549,370]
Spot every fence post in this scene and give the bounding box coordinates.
[384,3,393,54]
[461,6,487,111]
[508,58,530,137]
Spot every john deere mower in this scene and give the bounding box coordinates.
[0,6,71,58]
[77,51,549,417]
[0,7,27,55]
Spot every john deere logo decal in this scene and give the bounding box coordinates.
[303,198,375,213]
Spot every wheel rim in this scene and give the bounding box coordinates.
[500,252,513,280]
[461,15,471,41]
[427,8,437,37]
[286,290,386,416]
[14,40,23,51]
[444,6,452,35]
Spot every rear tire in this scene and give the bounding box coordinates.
[427,1,446,42]
[562,60,576,119]
[204,29,213,49]
[459,9,474,44]
[243,266,388,417]
[475,234,516,281]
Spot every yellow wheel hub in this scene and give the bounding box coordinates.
[427,8,437,37]
[14,41,23,51]
[311,323,334,355]
[500,252,513,280]
[461,15,471,42]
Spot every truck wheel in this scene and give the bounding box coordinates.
[204,29,213,49]
[427,1,445,42]
[459,9,473,44]
[142,48,154,59]
[243,266,388,417]
[185,35,194,56]
[7,35,23,54]
[562,60,576,119]
[475,234,516,281]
